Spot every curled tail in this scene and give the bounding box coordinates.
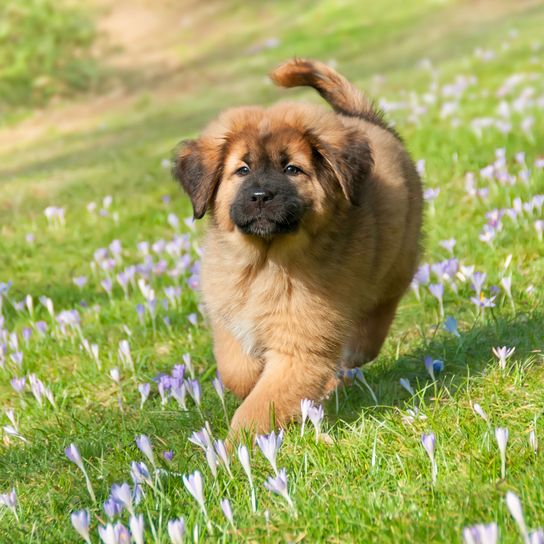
[270,58,398,138]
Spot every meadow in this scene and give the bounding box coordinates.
[0,0,543,542]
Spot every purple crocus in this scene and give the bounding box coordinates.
[10,376,26,393]
[65,443,96,502]
[185,379,202,407]
[264,468,294,510]
[189,425,213,451]
[220,498,235,527]
[421,432,437,485]
[237,444,256,512]
[110,483,134,515]
[135,434,156,467]
[443,316,460,337]
[428,283,444,318]
[103,496,124,519]
[182,471,205,511]
[256,430,284,476]
[495,427,508,479]
[462,523,498,544]
[138,383,150,409]
[471,272,487,297]
[73,276,88,289]
[129,514,144,544]
[214,439,233,477]
[0,488,18,521]
[167,518,185,544]
[70,509,91,543]
[492,346,515,369]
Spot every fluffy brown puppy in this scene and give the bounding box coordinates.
[173,59,423,434]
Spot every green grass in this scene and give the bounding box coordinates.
[1,0,544,542]
[0,0,98,119]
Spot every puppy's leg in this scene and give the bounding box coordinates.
[213,323,264,399]
[230,349,336,434]
[342,297,400,368]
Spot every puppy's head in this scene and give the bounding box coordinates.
[173,103,373,240]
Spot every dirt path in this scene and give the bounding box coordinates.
[0,0,216,151]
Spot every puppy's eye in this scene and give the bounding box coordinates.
[284,164,302,176]
[235,166,250,176]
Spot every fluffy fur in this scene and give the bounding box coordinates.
[173,59,423,434]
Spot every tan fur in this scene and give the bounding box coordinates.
[173,59,423,435]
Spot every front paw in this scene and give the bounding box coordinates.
[230,399,272,436]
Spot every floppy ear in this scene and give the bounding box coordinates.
[312,130,373,206]
[172,139,223,219]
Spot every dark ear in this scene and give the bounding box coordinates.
[312,130,373,206]
[172,139,223,219]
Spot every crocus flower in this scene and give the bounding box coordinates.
[183,470,211,531]
[0,488,18,521]
[471,272,487,297]
[65,443,96,502]
[185,379,202,407]
[212,375,228,421]
[188,426,213,451]
[187,313,198,326]
[354,368,378,403]
[439,238,456,255]
[98,523,117,544]
[214,440,233,477]
[462,522,499,544]
[300,399,313,437]
[135,435,156,467]
[500,275,515,310]
[399,378,415,396]
[110,368,121,384]
[264,468,294,510]
[308,404,325,441]
[444,316,460,337]
[129,514,144,544]
[495,427,508,478]
[205,446,218,478]
[237,444,256,512]
[171,379,187,410]
[256,430,284,476]
[104,497,124,519]
[529,530,544,544]
[73,276,88,289]
[71,510,91,543]
[163,450,174,462]
[220,498,235,527]
[111,483,134,515]
[167,518,185,544]
[472,403,489,423]
[428,283,445,318]
[421,433,437,485]
[470,295,496,311]
[506,491,529,543]
[424,356,443,381]
[130,461,152,487]
[529,430,538,454]
[118,340,134,372]
[492,346,515,369]
[138,383,150,409]
[10,377,26,393]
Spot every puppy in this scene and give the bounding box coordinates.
[173,59,423,434]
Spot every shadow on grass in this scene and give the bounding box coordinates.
[332,309,544,423]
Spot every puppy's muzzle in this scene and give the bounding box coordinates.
[230,179,305,238]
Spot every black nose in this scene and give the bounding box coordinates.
[250,188,275,205]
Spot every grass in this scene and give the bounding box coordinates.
[0,0,98,119]
[1,0,544,542]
